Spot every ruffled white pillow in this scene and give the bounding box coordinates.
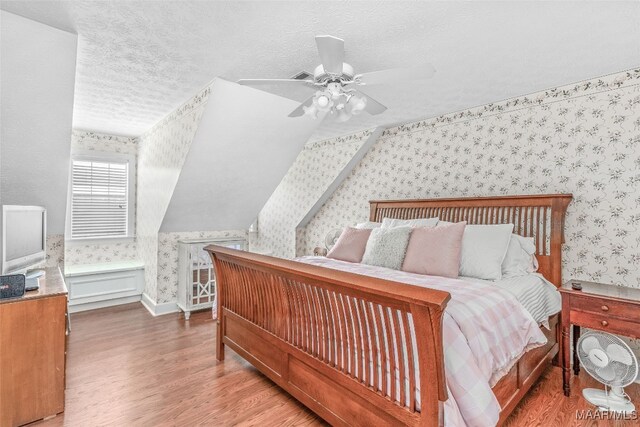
[501,234,538,278]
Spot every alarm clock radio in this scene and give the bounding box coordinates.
[0,274,26,299]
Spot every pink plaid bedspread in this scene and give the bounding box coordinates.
[297,256,546,427]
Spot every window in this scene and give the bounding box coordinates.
[68,153,135,240]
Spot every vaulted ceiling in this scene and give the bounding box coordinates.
[2,1,639,141]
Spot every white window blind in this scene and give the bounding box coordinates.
[71,159,129,239]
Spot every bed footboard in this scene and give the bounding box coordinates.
[206,246,451,426]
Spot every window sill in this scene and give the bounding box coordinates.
[64,260,145,277]
[65,236,136,246]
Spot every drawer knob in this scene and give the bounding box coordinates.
[601,320,608,327]
[601,305,609,311]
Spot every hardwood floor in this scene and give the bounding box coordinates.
[35,303,321,427]
[35,303,638,426]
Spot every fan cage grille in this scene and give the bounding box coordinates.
[577,331,638,387]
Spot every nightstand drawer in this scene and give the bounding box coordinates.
[570,294,637,320]
[570,309,640,339]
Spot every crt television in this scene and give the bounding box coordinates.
[2,205,47,274]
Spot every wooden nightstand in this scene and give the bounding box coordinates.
[559,280,640,397]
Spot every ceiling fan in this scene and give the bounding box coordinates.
[237,35,436,122]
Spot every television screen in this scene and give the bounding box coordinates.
[2,206,46,274]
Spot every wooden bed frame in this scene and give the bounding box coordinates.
[206,194,572,426]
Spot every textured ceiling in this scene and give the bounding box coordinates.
[1,1,639,140]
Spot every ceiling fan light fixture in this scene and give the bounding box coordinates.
[335,108,352,123]
[303,104,318,118]
[301,88,368,121]
[239,34,435,122]
[348,94,367,115]
[312,90,334,112]
[316,94,330,108]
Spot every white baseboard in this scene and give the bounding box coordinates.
[68,295,142,313]
[141,292,180,316]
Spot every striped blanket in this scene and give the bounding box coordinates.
[297,256,547,427]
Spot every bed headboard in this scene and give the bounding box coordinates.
[370,194,572,287]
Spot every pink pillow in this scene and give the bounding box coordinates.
[327,227,372,263]
[401,221,467,278]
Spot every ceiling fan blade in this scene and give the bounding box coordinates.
[354,90,387,115]
[237,79,315,87]
[288,95,315,117]
[355,63,436,86]
[315,35,344,75]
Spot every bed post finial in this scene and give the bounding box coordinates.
[369,201,379,222]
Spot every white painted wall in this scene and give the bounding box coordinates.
[0,11,77,270]
[160,78,320,232]
[0,11,77,235]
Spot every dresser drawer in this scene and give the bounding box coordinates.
[570,294,638,320]
[570,309,640,339]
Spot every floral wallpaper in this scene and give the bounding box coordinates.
[156,230,247,303]
[68,88,248,308]
[65,130,140,266]
[65,240,139,265]
[71,129,138,155]
[44,234,65,269]
[135,86,211,303]
[254,130,371,258]
[292,69,640,292]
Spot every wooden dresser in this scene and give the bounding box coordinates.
[559,279,640,397]
[0,267,68,426]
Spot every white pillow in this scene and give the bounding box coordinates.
[459,224,514,280]
[355,221,382,229]
[381,217,439,228]
[502,234,538,278]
